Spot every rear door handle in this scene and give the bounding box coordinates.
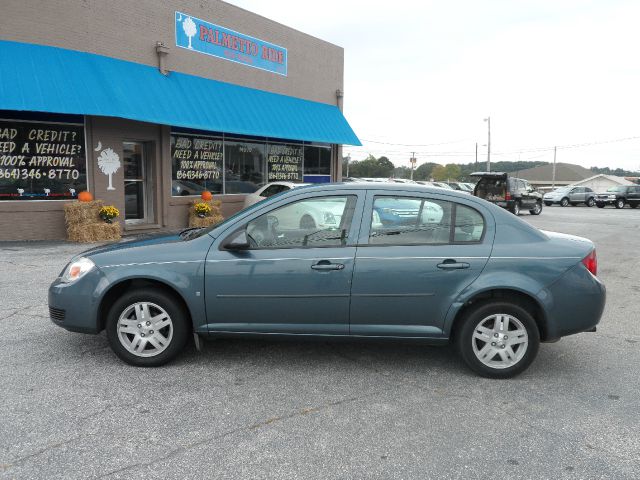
[311,261,345,271]
[437,260,470,270]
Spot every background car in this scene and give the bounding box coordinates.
[595,185,640,209]
[243,181,310,208]
[446,182,473,194]
[49,183,605,379]
[471,171,543,215]
[543,186,595,207]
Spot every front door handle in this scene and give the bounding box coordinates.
[311,260,345,271]
[437,259,470,270]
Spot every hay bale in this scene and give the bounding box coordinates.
[188,199,224,228]
[67,221,121,243]
[64,200,104,226]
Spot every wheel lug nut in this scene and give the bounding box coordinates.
[141,333,145,337]
[146,321,151,326]
[149,330,154,334]
[137,324,142,328]
[504,335,508,340]
[501,344,505,349]
[491,342,496,346]
[494,333,499,338]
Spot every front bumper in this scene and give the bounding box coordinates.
[595,197,616,205]
[48,266,107,334]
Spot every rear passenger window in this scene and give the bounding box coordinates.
[454,205,485,242]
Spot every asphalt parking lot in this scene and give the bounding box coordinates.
[1,205,639,480]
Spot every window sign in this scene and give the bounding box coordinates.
[267,144,303,182]
[0,119,86,200]
[175,11,288,76]
[171,134,223,195]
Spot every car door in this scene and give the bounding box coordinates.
[349,191,494,337]
[204,191,364,335]
[628,186,640,207]
[569,187,583,204]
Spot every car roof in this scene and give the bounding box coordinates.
[274,182,479,200]
[469,171,507,177]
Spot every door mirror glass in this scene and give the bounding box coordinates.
[224,230,250,250]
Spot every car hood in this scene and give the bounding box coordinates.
[78,232,183,258]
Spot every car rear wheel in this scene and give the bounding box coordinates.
[596,203,605,208]
[587,197,595,207]
[106,288,190,367]
[510,201,520,215]
[529,201,542,215]
[631,204,638,209]
[615,199,625,209]
[560,197,569,207]
[544,202,552,207]
[456,301,540,378]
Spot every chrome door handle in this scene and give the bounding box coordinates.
[437,261,470,270]
[311,261,345,271]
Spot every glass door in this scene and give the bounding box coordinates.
[123,142,147,222]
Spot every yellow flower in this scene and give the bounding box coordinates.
[194,202,212,216]
[99,206,120,220]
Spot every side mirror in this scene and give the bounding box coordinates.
[223,230,250,250]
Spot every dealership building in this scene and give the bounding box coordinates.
[0,0,360,240]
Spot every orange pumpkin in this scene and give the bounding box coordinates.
[201,190,213,201]
[77,191,93,202]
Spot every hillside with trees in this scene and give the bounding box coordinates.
[343,156,640,182]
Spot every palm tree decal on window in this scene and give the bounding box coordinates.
[183,17,197,49]
[97,147,121,191]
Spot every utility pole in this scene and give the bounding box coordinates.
[475,142,478,168]
[552,146,557,188]
[410,152,416,180]
[484,117,491,172]
[345,154,351,177]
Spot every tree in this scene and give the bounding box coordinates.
[414,162,441,181]
[346,155,395,178]
[430,165,447,181]
[98,148,121,191]
[183,17,197,49]
[444,163,461,181]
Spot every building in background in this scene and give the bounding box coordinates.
[516,163,595,191]
[0,0,359,240]
[572,174,633,192]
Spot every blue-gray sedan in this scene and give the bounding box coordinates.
[49,183,605,378]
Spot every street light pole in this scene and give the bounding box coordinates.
[410,152,416,180]
[484,117,491,172]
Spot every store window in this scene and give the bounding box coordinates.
[224,140,265,193]
[303,145,331,175]
[171,134,223,196]
[0,118,86,200]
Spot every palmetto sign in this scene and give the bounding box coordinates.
[96,144,121,191]
[175,11,288,76]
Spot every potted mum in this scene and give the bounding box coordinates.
[99,205,120,224]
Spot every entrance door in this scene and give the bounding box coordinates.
[123,142,150,222]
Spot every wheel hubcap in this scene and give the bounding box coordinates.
[117,302,173,357]
[472,313,528,369]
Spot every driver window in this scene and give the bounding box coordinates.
[245,195,356,249]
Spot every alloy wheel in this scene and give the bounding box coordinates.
[471,313,528,370]
[117,302,174,357]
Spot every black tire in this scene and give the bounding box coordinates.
[560,197,569,207]
[510,201,520,216]
[456,301,540,379]
[106,288,190,367]
[300,215,316,229]
[587,197,595,207]
[544,202,552,207]
[596,203,605,208]
[615,199,625,209]
[529,201,543,215]
[631,203,639,209]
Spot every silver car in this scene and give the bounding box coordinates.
[543,186,595,207]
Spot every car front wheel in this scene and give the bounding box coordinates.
[106,288,190,367]
[510,201,520,215]
[596,203,605,208]
[456,301,540,378]
[560,197,569,207]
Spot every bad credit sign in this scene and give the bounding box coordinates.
[175,11,288,76]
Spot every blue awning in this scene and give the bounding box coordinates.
[0,40,361,146]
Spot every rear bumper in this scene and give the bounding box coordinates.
[537,264,606,341]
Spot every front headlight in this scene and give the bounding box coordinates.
[61,257,95,283]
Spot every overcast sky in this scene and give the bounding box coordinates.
[227,0,640,171]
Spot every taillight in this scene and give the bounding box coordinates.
[505,191,512,201]
[582,249,597,276]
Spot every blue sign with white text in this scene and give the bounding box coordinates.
[175,11,288,76]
